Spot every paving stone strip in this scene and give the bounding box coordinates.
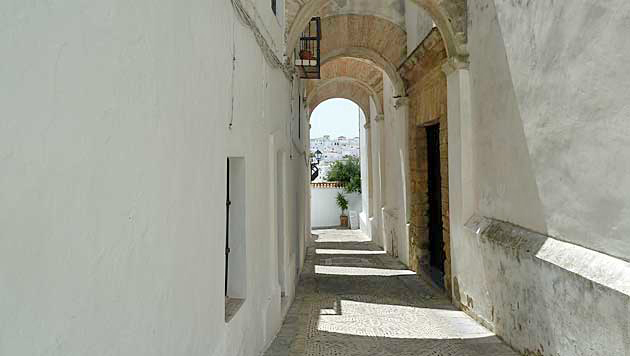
[264,229,518,356]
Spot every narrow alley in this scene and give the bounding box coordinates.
[3,1,630,355]
[265,229,517,356]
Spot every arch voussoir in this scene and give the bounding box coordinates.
[307,78,371,119]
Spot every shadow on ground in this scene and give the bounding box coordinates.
[264,228,518,356]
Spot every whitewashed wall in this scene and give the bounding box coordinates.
[311,187,362,229]
[447,1,630,355]
[404,0,434,52]
[359,105,371,237]
[0,1,308,356]
[380,76,410,264]
[369,98,385,248]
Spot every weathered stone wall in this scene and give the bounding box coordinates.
[400,29,450,291]
[458,216,630,356]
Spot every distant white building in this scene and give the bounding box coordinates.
[310,135,360,182]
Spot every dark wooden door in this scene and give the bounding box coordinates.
[426,124,445,287]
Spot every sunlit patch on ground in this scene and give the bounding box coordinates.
[265,229,518,356]
[317,299,494,339]
[314,265,417,276]
[316,249,386,255]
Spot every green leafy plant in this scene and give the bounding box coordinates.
[336,192,349,216]
[326,156,361,193]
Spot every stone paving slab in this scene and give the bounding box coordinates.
[264,229,519,356]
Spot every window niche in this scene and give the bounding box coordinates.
[225,157,247,322]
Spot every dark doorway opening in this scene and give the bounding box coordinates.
[426,123,445,288]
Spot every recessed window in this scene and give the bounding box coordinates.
[225,157,247,322]
[276,151,286,299]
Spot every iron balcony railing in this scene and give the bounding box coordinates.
[294,17,321,79]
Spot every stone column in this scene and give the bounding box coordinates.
[374,113,385,206]
[442,57,473,297]
[393,96,410,262]
[372,113,385,249]
[363,120,374,218]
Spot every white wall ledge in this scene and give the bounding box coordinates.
[464,215,630,297]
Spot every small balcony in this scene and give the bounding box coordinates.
[294,17,321,79]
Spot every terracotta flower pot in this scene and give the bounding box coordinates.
[299,49,313,60]
[340,215,348,227]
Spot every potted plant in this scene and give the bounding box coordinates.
[299,49,313,60]
[336,192,349,227]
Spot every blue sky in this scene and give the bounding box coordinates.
[310,98,362,139]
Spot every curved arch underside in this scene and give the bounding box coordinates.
[307,79,371,119]
[313,57,384,114]
[320,15,407,68]
[286,0,467,61]
[317,0,406,30]
[314,15,407,96]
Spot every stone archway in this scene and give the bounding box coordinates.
[315,57,385,115]
[286,0,467,61]
[314,15,408,97]
[293,1,467,296]
[306,79,371,117]
[322,47,405,98]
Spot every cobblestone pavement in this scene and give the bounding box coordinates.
[264,229,519,356]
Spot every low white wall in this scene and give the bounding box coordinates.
[453,216,630,356]
[311,186,362,229]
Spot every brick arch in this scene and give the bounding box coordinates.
[307,15,407,96]
[286,0,467,61]
[321,46,405,98]
[307,78,371,119]
[316,57,384,114]
[307,76,379,117]
[320,15,407,68]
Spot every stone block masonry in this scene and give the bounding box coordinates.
[400,28,452,293]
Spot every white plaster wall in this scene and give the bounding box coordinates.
[448,1,630,355]
[467,0,630,261]
[253,0,285,56]
[380,76,409,264]
[369,99,384,247]
[404,0,435,53]
[492,0,630,261]
[454,217,630,356]
[0,1,307,355]
[321,0,406,29]
[359,109,371,237]
[311,187,362,228]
